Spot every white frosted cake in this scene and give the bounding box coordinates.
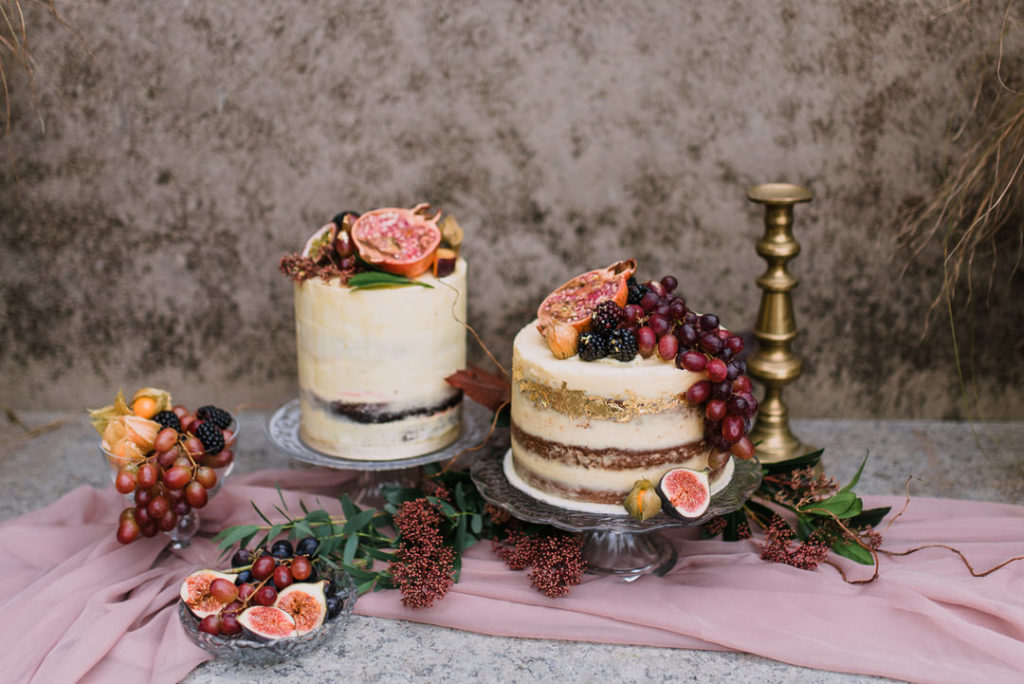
[509,321,733,512]
[282,205,468,460]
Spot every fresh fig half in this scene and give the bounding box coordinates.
[536,259,637,335]
[237,605,298,640]
[656,468,711,520]
[350,205,442,278]
[274,581,328,635]
[302,223,338,263]
[180,569,239,619]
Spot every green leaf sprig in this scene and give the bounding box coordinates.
[347,270,433,291]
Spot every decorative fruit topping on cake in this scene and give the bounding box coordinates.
[657,468,711,519]
[536,259,637,336]
[545,323,580,360]
[623,479,662,521]
[607,328,639,362]
[351,204,443,277]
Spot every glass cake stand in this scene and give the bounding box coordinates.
[471,443,762,580]
[266,399,495,506]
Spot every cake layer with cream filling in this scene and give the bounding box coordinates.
[509,320,732,510]
[295,259,467,460]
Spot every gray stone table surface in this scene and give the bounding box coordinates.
[1,411,1021,683]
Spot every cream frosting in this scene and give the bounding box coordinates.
[294,259,467,460]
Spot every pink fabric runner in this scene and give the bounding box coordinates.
[1,469,1021,683]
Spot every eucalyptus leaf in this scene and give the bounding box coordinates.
[343,532,359,565]
[340,494,359,520]
[348,271,432,291]
[831,538,875,565]
[840,453,870,494]
[342,509,376,535]
[470,513,483,535]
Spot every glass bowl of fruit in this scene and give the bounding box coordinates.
[97,400,239,549]
[178,539,356,663]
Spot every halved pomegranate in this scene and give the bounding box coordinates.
[536,259,636,335]
[350,204,442,277]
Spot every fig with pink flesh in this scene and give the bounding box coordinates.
[656,468,711,520]
[274,581,328,635]
[179,569,239,618]
[237,605,298,640]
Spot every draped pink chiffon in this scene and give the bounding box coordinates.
[0,469,1021,683]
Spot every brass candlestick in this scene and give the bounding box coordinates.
[746,183,815,463]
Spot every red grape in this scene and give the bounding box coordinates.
[219,613,242,635]
[639,291,659,312]
[290,556,312,581]
[668,298,687,320]
[198,615,221,635]
[172,404,189,419]
[136,463,158,489]
[134,505,152,527]
[163,466,191,490]
[705,399,727,422]
[636,327,657,358]
[726,335,744,354]
[732,375,752,394]
[254,584,277,606]
[685,380,711,404]
[237,583,256,601]
[722,415,744,443]
[273,565,293,590]
[210,578,239,603]
[157,509,178,532]
[119,507,137,524]
[707,358,728,382]
[646,280,666,297]
[731,436,755,460]
[657,334,678,361]
[115,469,137,494]
[648,314,670,337]
[698,332,723,355]
[156,449,178,469]
[623,304,644,324]
[140,523,158,538]
[194,466,217,490]
[660,275,678,292]
[679,350,707,372]
[252,555,276,581]
[179,415,194,433]
[184,481,208,508]
[154,427,178,453]
[699,313,719,331]
[173,500,191,517]
[116,519,140,544]
[727,395,749,415]
[183,436,204,458]
[677,323,698,348]
[148,495,169,519]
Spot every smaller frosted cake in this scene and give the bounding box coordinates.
[507,260,758,518]
[280,205,467,460]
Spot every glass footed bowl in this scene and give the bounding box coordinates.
[178,567,357,664]
[99,419,239,548]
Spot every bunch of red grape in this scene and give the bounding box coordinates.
[594,276,758,461]
[114,404,235,544]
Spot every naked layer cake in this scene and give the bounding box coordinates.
[281,205,467,460]
[506,260,757,517]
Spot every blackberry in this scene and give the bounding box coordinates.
[608,328,639,362]
[152,410,181,432]
[196,405,233,429]
[626,277,648,306]
[577,332,609,362]
[195,420,225,455]
[591,300,623,334]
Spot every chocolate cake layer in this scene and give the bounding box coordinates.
[510,422,711,470]
[304,389,463,425]
[512,461,625,504]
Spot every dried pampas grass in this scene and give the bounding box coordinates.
[898,4,1024,323]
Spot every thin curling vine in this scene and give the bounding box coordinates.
[214,465,586,608]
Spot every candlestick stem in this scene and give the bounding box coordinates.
[746,183,815,463]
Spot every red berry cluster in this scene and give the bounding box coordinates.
[594,275,758,461]
[114,404,235,544]
[493,528,586,598]
[388,498,456,608]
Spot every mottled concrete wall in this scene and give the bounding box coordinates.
[2,0,1022,418]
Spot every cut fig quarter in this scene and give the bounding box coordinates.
[657,468,711,520]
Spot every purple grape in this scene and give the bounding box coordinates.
[640,291,660,312]
[699,332,723,355]
[727,395,748,415]
[637,327,657,358]
[711,380,732,400]
[684,311,698,326]
[679,350,707,372]
[677,323,698,348]
[661,275,678,293]
[726,361,742,380]
[668,299,687,320]
[699,313,719,331]
[648,314,671,337]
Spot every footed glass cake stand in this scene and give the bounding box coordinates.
[267,399,494,507]
[471,443,762,581]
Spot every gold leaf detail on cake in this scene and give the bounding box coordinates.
[512,369,689,422]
